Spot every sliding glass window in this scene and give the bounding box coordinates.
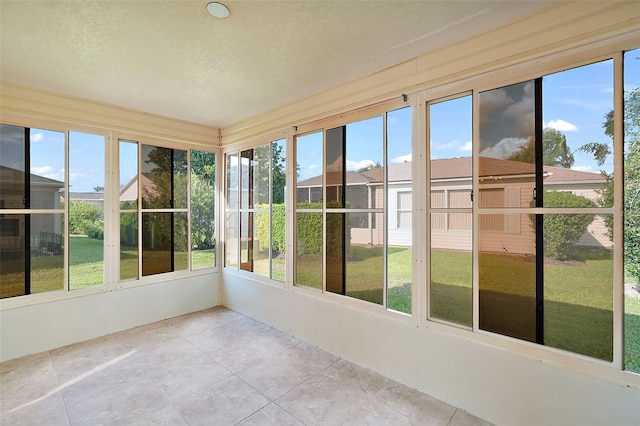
[428,95,473,326]
[477,60,614,360]
[225,138,287,281]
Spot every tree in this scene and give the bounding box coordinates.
[93,185,104,192]
[508,129,574,168]
[579,88,640,280]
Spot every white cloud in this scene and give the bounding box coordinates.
[31,166,53,174]
[346,159,374,171]
[390,153,412,163]
[480,137,528,159]
[460,141,472,152]
[31,132,43,142]
[31,166,63,180]
[544,119,578,132]
[308,164,317,170]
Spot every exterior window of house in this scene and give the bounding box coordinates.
[225,138,286,281]
[190,150,216,270]
[477,60,615,360]
[428,94,472,326]
[68,132,105,289]
[396,192,411,228]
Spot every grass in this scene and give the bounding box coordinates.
[2,237,638,369]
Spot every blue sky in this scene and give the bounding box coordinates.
[12,49,639,191]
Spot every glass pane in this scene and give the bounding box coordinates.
[69,132,105,290]
[239,210,253,271]
[225,153,238,268]
[253,207,270,278]
[119,140,138,210]
[271,139,286,282]
[326,212,345,295]
[30,213,65,294]
[296,132,323,207]
[30,128,65,209]
[0,214,26,299]
[479,81,536,208]
[142,212,172,276]
[431,214,472,326]
[296,212,322,289]
[624,47,640,372]
[0,124,26,210]
[429,96,472,323]
[120,212,138,280]
[173,149,188,209]
[542,60,613,204]
[346,234,384,306]
[174,212,188,272]
[387,106,412,314]
[253,145,271,206]
[544,214,613,360]
[326,127,345,207]
[141,145,171,209]
[479,213,536,341]
[190,150,216,270]
[346,116,383,209]
[225,211,238,269]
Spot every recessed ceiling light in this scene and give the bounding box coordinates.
[206,2,230,19]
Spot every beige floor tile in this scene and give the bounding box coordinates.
[237,402,304,425]
[448,408,494,426]
[0,392,70,426]
[173,375,269,426]
[367,380,457,425]
[147,353,232,402]
[65,377,171,425]
[238,343,339,400]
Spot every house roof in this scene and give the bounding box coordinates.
[69,192,104,201]
[297,157,606,187]
[0,165,64,188]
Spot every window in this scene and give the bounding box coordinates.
[293,104,412,313]
[119,141,217,280]
[623,48,640,373]
[190,150,216,270]
[1,125,107,298]
[225,138,286,281]
[477,61,614,360]
[428,94,473,326]
[396,192,411,228]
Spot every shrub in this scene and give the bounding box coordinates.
[532,191,595,260]
[69,200,103,238]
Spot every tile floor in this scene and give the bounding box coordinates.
[0,307,492,425]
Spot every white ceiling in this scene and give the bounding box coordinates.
[0,1,555,129]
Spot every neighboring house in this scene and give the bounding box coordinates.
[68,191,104,211]
[296,158,610,254]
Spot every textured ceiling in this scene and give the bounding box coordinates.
[0,1,555,128]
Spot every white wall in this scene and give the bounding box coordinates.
[0,274,219,362]
[222,272,639,426]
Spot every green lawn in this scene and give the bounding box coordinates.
[3,237,638,370]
